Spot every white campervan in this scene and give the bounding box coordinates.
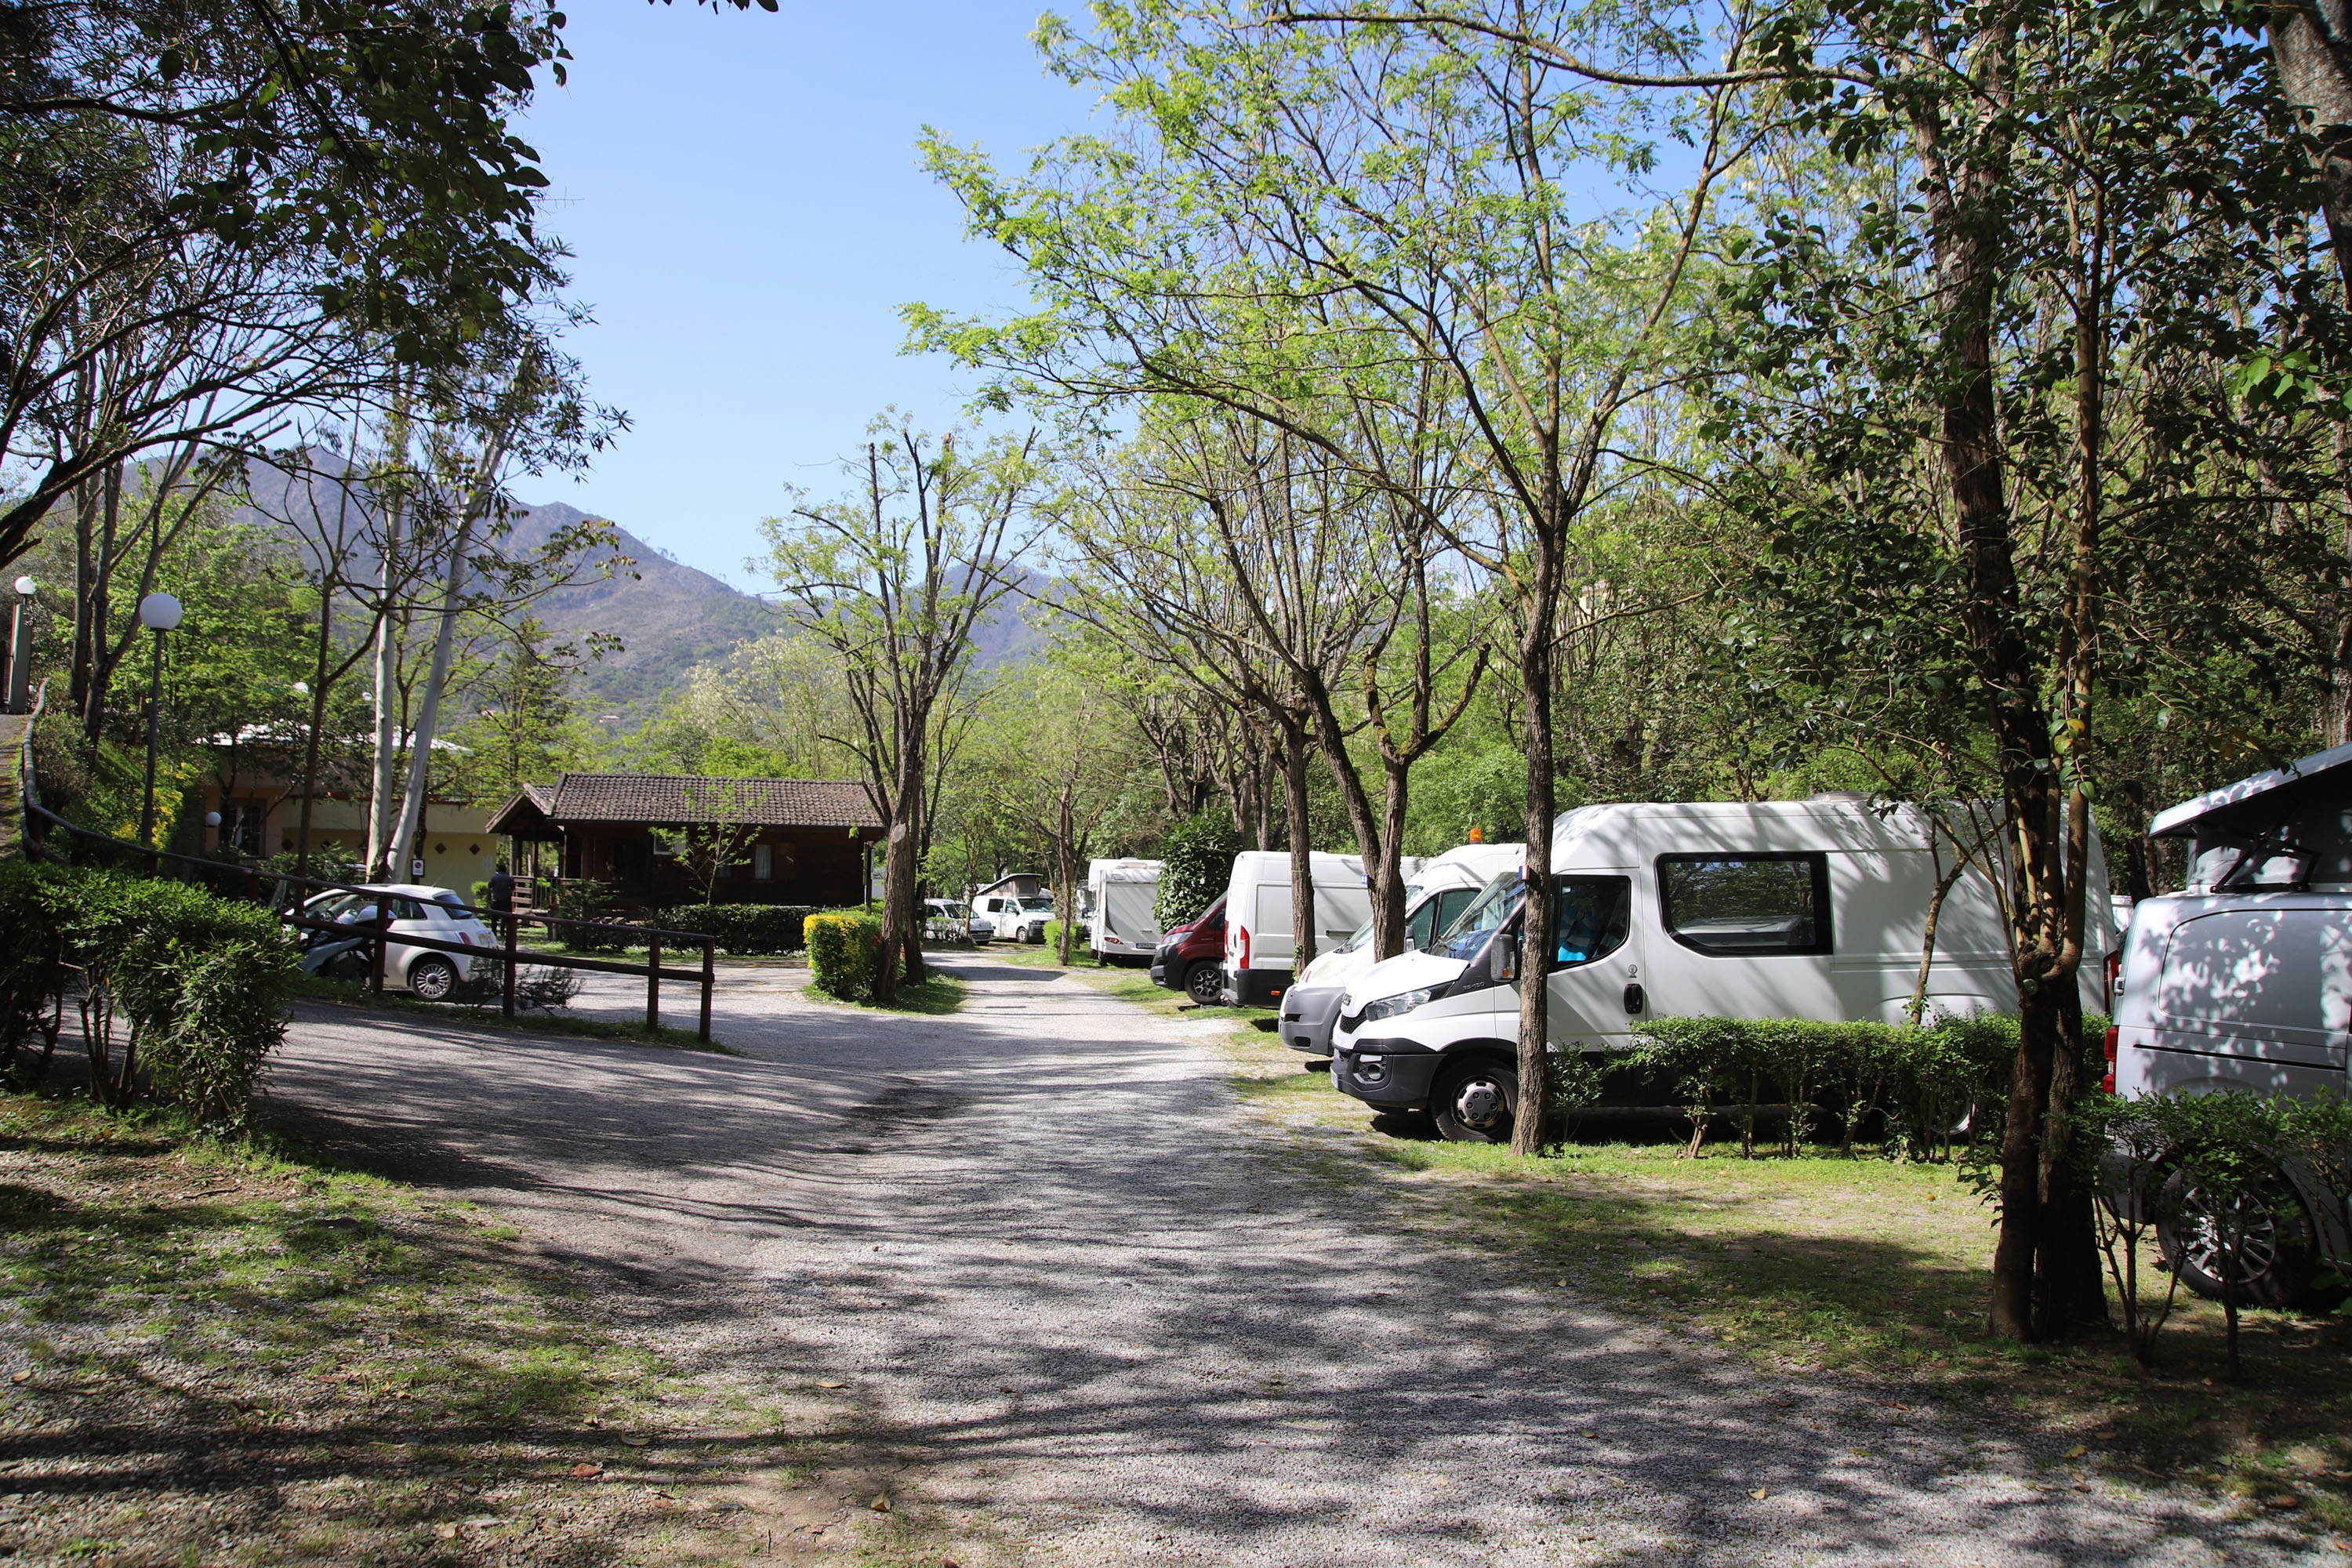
[1219,850,1372,1007]
[1087,858,1164,962]
[1279,841,1525,1057]
[2109,739,2352,1306]
[1330,798,2116,1142]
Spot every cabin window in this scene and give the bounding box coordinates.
[753,843,774,880]
[1657,853,1831,955]
[1553,877,1632,966]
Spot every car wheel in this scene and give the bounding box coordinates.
[2158,1166,2316,1308]
[1183,960,1224,1007]
[407,955,459,1003]
[1432,1059,1518,1144]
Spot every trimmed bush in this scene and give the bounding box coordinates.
[648,904,819,956]
[53,871,296,1130]
[805,909,884,1000]
[1156,811,1241,928]
[1629,1013,2024,1160]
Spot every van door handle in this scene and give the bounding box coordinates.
[1623,982,1646,1014]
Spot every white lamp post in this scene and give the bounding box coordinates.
[136,592,183,855]
[3,576,34,715]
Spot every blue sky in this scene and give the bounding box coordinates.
[516,4,1094,586]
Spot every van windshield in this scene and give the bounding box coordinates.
[1433,873,1519,962]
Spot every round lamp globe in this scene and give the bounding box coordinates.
[138,593,183,631]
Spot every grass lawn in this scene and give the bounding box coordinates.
[0,1090,877,1565]
[1218,1026,2352,1537]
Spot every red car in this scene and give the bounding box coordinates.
[1149,895,1228,1007]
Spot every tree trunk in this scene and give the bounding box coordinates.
[365,505,409,877]
[2270,0,2352,300]
[1377,757,1412,953]
[292,601,335,882]
[1511,608,1558,1158]
[879,739,926,1000]
[1282,717,1316,975]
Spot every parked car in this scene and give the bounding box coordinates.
[1150,895,1229,1007]
[1000,895,1056,944]
[1218,850,1371,1007]
[295,884,493,1000]
[1281,841,1523,1058]
[924,898,980,943]
[1329,797,2119,1142]
[2111,736,2352,1306]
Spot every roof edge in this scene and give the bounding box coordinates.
[2149,738,2352,839]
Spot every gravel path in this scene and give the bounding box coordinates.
[265,953,2341,1566]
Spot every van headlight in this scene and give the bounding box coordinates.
[1356,988,1432,1025]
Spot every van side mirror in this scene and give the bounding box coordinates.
[1489,939,1515,983]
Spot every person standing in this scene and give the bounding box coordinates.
[487,860,515,940]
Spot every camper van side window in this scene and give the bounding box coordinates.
[1657,854,1831,955]
[1554,877,1632,967]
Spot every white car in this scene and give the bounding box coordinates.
[296,884,494,1000]
[1001,895,1056,944]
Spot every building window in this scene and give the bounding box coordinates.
[219,801,266,857]
[753,843,774,881]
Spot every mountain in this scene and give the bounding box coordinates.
[223,455,1045,724]
[506,500,776,720]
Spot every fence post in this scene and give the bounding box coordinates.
[502,911,518,1019]
[369,907,388,997]
[699,942,714,1044]
[646,935,661,1033]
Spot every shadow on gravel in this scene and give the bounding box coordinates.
[250,983,2332,1566]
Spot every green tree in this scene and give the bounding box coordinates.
[758,418,1041,1003]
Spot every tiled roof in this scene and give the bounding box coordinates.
[536,772,881,829]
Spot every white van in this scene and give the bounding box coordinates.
[1330,799,2117,1142]
[1087,858,1164,961]
[1279,842,1524,1056]
[2109,739,2352,1305]
[1219,850,1372,1007]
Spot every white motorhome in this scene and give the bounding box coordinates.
[1279,841,1525,1057]
[1330,798,2117,1142]
[2110,739,2352,1306]
[1218,850,1372,1007]
[1087,858,1164,962]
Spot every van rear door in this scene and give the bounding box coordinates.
[2142,906,2352,1098]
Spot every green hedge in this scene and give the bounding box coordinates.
[1628,1013,2037,1159]
[804,909,884,1000]
[1156,811,1240,929]
[7,867,296,1130]
[648,904,819,956]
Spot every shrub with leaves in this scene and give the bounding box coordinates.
[2071,1092,2184,1367]
[648,904,818,956]
[0,862,67,1076]
[805,909,884,1000]
[1155,811,1240,930]
[1629,1014,2020,1160]
[53,872,296,1130]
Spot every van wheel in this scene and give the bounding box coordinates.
[1183,960,1224,1007]
[1433,1060,1518,1143]
[408,956,459,1002]
[2158,1167,2316,1308]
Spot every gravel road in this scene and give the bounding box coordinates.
[265,953,2341,1566]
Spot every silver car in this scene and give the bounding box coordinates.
[297,884,493,1000]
